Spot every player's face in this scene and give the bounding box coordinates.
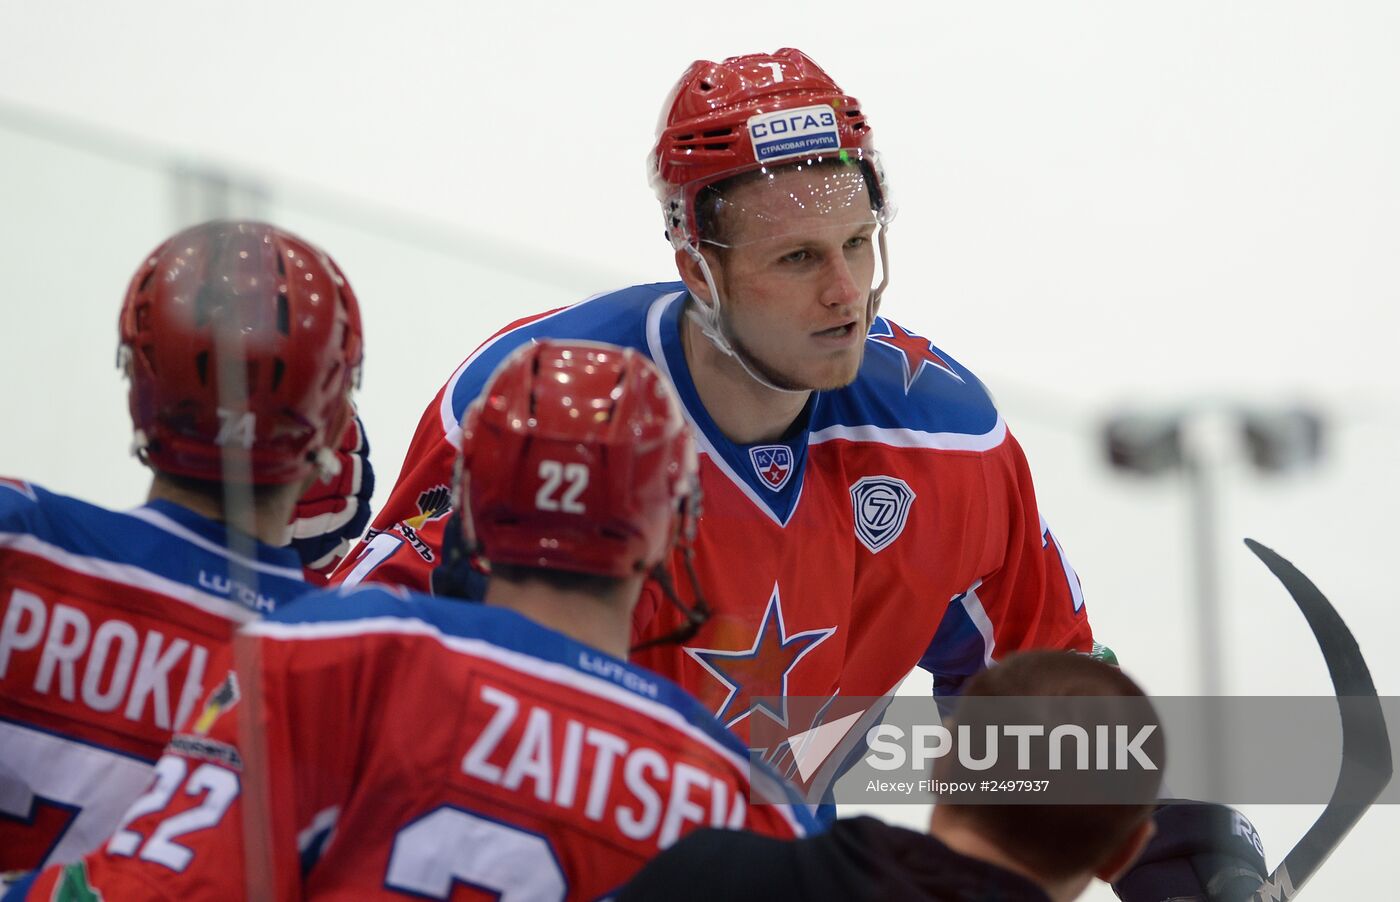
[707,165,879,391]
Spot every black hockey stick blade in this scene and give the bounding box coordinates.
[1240,538,1392,901]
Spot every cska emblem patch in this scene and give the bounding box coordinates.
[850,476,916,553]
[749,445,794,492]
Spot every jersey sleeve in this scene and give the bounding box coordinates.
[0,478,41,539]
[920,427,1093,695]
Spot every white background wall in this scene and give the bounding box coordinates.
[2,3,1397,898]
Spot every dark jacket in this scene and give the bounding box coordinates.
[617,816,1052,902]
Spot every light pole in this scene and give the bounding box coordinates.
[1103,405,1323,800]
[1104,404,1324,694]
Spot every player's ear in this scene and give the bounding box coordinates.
[1096,817,1156,884]
[674,247,716,304]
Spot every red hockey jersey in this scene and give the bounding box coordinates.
[0,480,308,872]
[18,587,814,900]
[334,284,1093,741]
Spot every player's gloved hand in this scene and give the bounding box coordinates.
[287,413,374,582]
[1112,802,1267,902]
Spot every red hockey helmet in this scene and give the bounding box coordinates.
[458,340,699,579]
[119,220,364,485]
[649,47,893,248]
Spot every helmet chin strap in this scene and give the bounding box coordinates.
[681,221,891,395]
[870,222,891,318]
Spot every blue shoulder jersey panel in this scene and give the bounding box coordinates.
[649,298,1005,525]
[443,282,681,430]
[815,315,1002,441]
[441,282,814,526]
[439,284,1004,526]
[0,479,307,614]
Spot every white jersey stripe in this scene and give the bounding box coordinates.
[296,804,341,854]
[246,614,808,836]
[809,417,1008,452]
[0,532,258,624]
[958,579,997,669]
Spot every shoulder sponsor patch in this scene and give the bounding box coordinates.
[407,484,453,530]
[191,670,240,736]
[747,104,840,165]
[395,483,454,562]
[749,445,794,492]
[849,476,916,553]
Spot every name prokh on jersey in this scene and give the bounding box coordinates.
[459,682,746,850]
[0,588,210,732]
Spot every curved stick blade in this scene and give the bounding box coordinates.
[1240,539,1392,901]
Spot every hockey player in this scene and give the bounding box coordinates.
[335,47,1097,740]
[13,341,815,901]
[0,221,363,874]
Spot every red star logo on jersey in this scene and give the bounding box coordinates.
[870,321,963,392]
[685,584,837,729]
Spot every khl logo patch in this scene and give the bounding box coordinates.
[849,476,916,553]
[749,445,794,492]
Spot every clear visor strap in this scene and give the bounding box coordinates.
[682,245,807,396]
[868,222,891,322]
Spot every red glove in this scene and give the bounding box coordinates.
[287,413,375,582]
